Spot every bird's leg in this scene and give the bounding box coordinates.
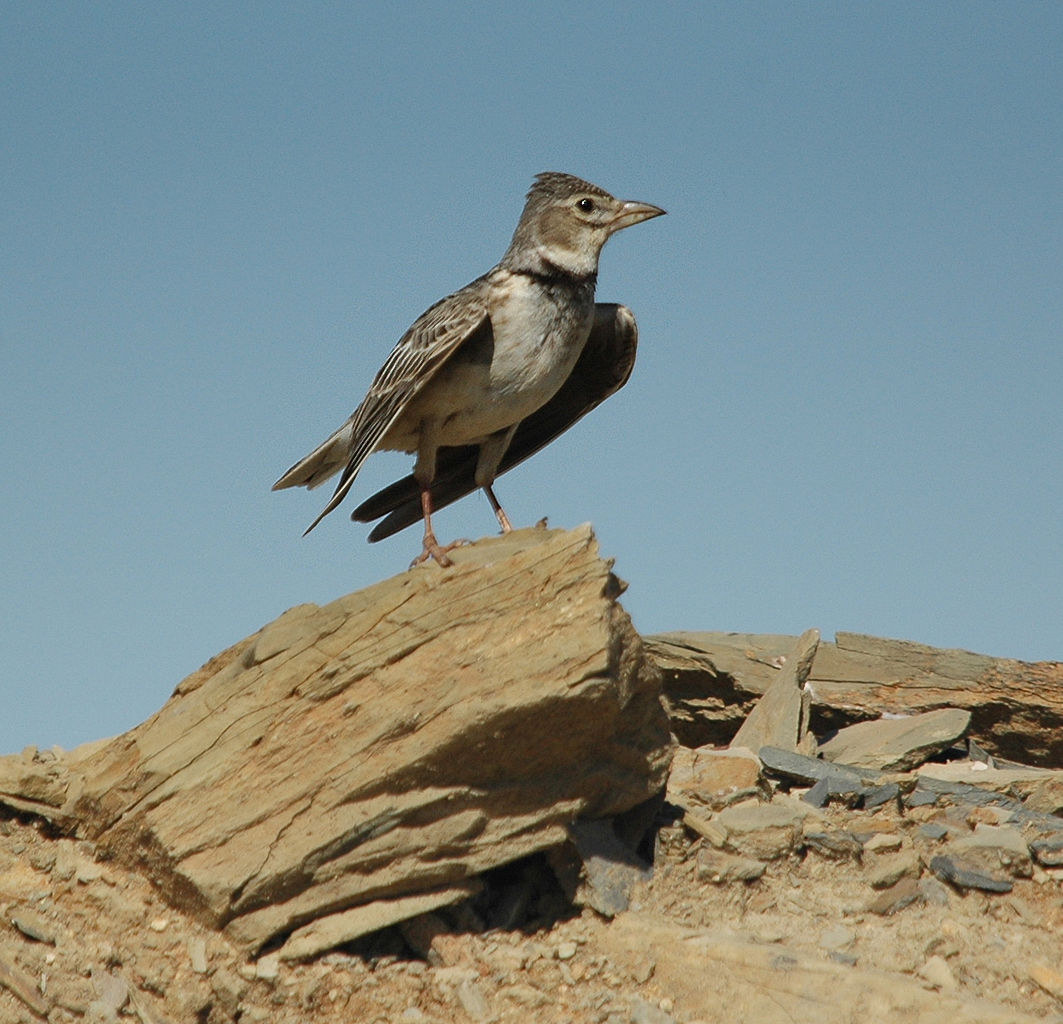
[483,485,513,533]
[411,486,458,567]
[410,435,466,567]
[476,426,518,534]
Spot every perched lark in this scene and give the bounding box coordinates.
[273,172,664,566]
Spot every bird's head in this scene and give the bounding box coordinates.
[503,172,665,279]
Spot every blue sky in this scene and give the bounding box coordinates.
[3,2,1061,755]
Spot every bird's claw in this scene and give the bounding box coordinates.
[410,534,469,569]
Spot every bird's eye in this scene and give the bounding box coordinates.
[577,197,595,212]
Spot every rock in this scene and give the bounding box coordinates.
[667,745,762,811]
[803,830,862,861]
[187,936,208,974]
[862,832,903,854]
[91,969,129,1014]
[947,825,1033,879]
[455,979,491,1020]
[629,994,678,1024]
[817,925,855,951]
[0,957,50,1018]
[860,782,901,809]
[818,708,971,771]
[1022,774,1063,814]
[929,855,1013,893]
[210,967,248,1017]
[20,527,670,956]
[1030,833,1063,867]
[278,882,482,962]
[696,846,766,883]
[918,823,949,841]
[918,954,958,991]
[867,850,921,890]
[714,802,805,860]
[645,630,1063,766]
[9,907,57,944]
[758,746,880,796]
[568,817,653,918]
[867,877,923,915]
[730,629,819,755]
[1029,963,1063,1002]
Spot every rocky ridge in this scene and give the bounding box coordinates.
[2,526,1062,1023]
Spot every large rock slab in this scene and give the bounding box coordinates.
[0,526,672,955]
[818,708,971,770]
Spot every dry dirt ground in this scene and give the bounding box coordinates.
[3,794,1063,1024]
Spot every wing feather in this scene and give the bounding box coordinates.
[280,280,492,534]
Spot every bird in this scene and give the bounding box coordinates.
[273,172,665,566]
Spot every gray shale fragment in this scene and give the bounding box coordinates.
[929,854,1013,893]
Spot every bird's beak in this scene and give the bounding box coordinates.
[609,200,666,232]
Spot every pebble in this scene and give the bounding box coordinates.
[10,908,57,945]
[557,940,578,960]
[1029,963,1063,1001]
[867,850,920,890]
[867,877,923,915]
[188,937,208,974]
[255,953,280,981]
[818,925,855,950]
[456,979,491,1021]
[918,954,958,991]
[862,831,902,853]
[629,994,678,1024]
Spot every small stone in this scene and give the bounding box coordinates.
[187,937,208,974]
[917,822,949,841]
[929,854,1013,893]
[867,850,921,890]
[696,846,766,883]
[9,908,57,945]
[801,777,831,807]
[715,802,804,860]
[828,951,859,966]
[803,830,862,861]
[629,994,678,1024]
[818,925,855,951]
[668,746,762,810]
[211,967,249,1016]
[456,980,491,1021]
[1031,833,1063,867]
[918,954,958,991]
[91,969,129,1013]
[255,954,280,981]
[918,877,952,906]
[76,860,104,884]
[556,941,577,960]
[1029,963,1063,1001]
[149,917,169,932]
[28,846,57,873]
[867,877,923,915]
[861,783,900,810]
[863,832,902,854]
[948,825,1032,878]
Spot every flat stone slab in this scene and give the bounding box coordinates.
[819,708,971,771]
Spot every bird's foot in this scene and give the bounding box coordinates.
[410,533,469,569]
